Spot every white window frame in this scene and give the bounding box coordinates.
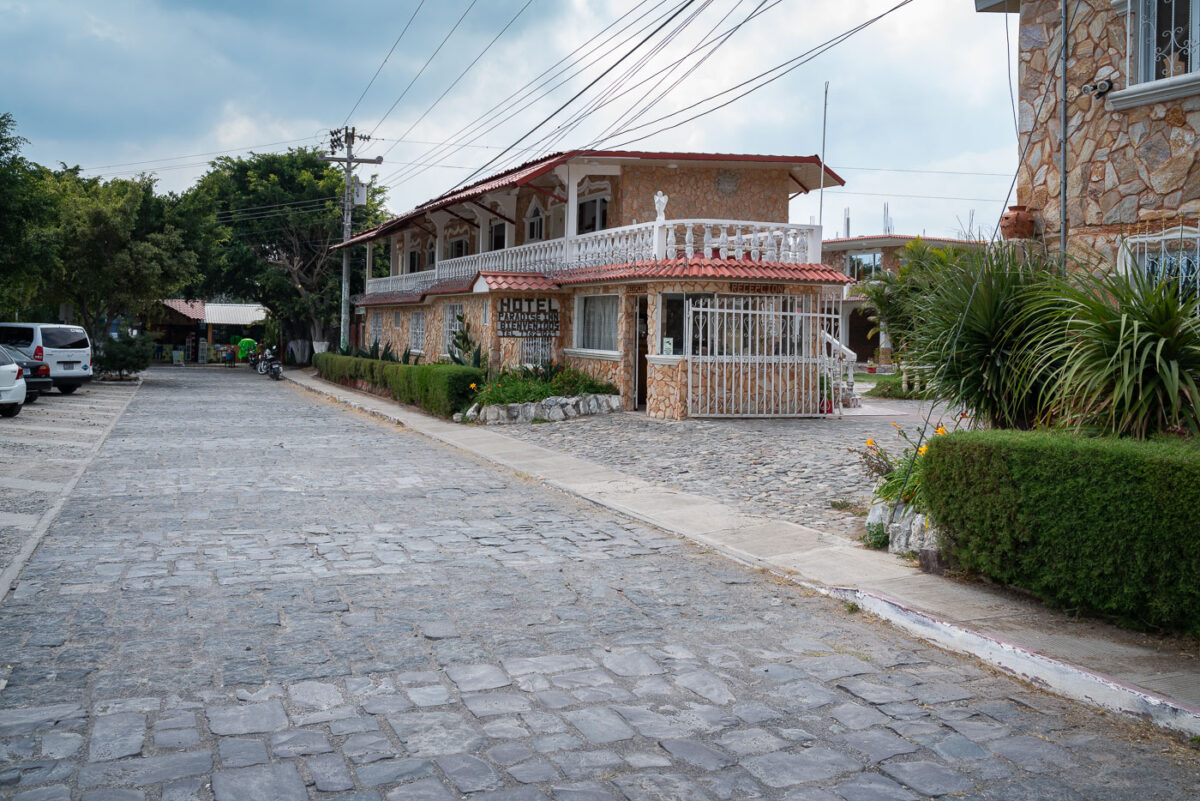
[489,220,506,251]
[525,200,545,242]
[1112,0,1200,107]
[1118,225,1200,287]
[576,196,609,235]
[393,311,402,326]
[573,294,620,353]
[369,311,382,346]
[444,303,464,357]
[407,250,420,273]
[447,237,469,260]
[410,310,426,353]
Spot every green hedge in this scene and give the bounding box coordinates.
[923,430,1200,633]
[864,373,926,400]
[313,353,483,418]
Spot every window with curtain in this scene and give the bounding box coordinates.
[410,310,426,352]
[370,311,382,346]
[577,295,619,351]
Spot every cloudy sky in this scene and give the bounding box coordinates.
[1,0,1020,239]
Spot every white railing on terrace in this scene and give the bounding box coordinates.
[364,219,821,296]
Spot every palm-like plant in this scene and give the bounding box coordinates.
[908,247,1056,429]
[1032,267,1200,438]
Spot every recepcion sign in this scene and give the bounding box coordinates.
[497,297,560,338]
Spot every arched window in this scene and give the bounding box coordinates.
[525,201,545,242]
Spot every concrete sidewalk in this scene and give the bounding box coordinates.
[284,368,1200,737]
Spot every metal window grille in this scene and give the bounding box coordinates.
[370,311,382,346]
[520,337,555,366]
[1126,225,1200,295]
[444,304,464,356]
[1138,0,1199,82]
[411,310,425,352]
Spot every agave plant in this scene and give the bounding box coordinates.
[907,246,1057,429]
[1032,266,1200,438]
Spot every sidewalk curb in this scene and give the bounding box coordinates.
[284,369,1200,738]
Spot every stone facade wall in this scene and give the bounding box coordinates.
[646,358,687,419]
[616,166,790,226]
[1017,0,1200,260]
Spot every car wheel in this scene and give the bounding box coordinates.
[59,385,78,395]
[23,392,38,404]
[0,404,19,417]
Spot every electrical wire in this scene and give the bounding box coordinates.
[596,0,915,151]
[364,0,480,142]
[451,0,701,190]
[376,0,536,161]
[377,0,668,189]
[343,0,427,127]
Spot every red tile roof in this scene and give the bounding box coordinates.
[338,150,845,249]
[162,299,206,320]
[554,258,852,285]
[476,272,562,292]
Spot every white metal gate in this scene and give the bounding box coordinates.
[685,295,843,418]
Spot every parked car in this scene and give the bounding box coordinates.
[0,345,27,416]
[0,323,93,394]
[0,344,52,402]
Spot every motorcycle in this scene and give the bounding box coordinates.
[263,349,283,381]
[256,347,272,376]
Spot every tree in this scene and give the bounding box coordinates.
[187,148,389,347]
[0,114,56,317]
[38,171,197,343]
[97,329,156,379]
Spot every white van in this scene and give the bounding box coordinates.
[0,323,93,394]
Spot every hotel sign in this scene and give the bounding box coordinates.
[497,297,560,338]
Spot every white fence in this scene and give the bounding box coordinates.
[364,219,822,296]
[684,295,843,418]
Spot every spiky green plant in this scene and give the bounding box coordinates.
[908,246,1058,429]
[1032,266,1200,438]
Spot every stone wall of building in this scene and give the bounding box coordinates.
[646,358,687,419]
[616,166,790,226]
[1018,0,1200,259]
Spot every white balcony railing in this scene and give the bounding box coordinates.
[364,219,821,296]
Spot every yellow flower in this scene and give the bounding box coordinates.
[470,383,477,390]
[935,425,947,436]
[865,438,876,447]
[918,445,928,456]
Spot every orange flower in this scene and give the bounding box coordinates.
[918,444,928,456]
[865,438,876,447]
[469,383,477,390]
[935,425,947,436]
[890,422,901,430]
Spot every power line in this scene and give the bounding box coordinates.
[364,0,480,142]
[452,0,701,190]
[78,136,323,171]
[377,0,668,189]
[377,0,536,161]
[597,0,915,151]
[343,0,427,127]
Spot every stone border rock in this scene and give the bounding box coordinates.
[456,394,622,425]
[866,499,939,555]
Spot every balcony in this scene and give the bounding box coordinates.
[364,219,823,296]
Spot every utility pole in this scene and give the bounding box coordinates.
[322,126,382,351]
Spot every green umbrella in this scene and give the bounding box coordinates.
[237,338,257,359]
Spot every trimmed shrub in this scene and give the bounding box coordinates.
[313,353,483,417]
[863,373,926,400]
[923,430,1200,634]
[97,330,156,378]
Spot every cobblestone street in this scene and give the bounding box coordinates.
[1,368,1197,800]
[497,398,953,541]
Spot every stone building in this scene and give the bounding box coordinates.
[978,0,1200,276]
[343,150,853,420]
